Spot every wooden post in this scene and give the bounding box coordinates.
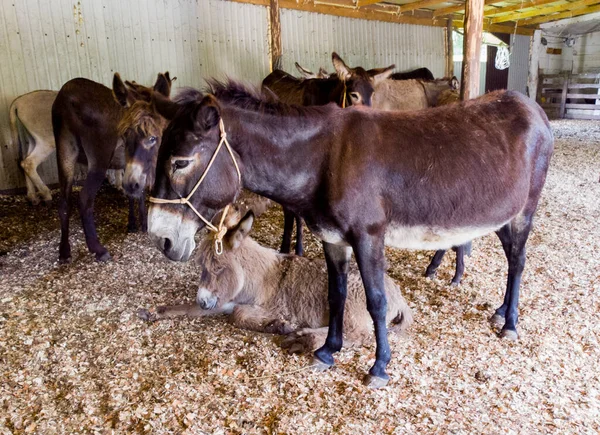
[559,76,568,118]
[460,0,484,100]
[269,0,282,72]
[527,29,542,100]
[446,20,454,78]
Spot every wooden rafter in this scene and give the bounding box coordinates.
[453,20,536,34]
[433,0,498,18]
[518,2,600,24]
[398,0,451,13]
[355,0,382,6]
[484,0,562,17]
[491,0,600,23]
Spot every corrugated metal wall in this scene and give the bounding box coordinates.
[280,9,446,78]
[0,0,270,191]
[1,0,447,191]
[507,34,531,95]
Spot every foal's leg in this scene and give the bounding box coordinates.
[138,194,148,233]
[21,139,54,205]
[79,167,111,262]
[294,215,304,256]
[352,234,391,388]
[230,305,293,335]
[492,215,533,340]
[313,243,351,369]
[451,245,466,286]
[127,197,138,233]
[137,303,234,322]
[425,250,447,279]
[280,208,295,254]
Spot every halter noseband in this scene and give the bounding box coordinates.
[149,118,242,255]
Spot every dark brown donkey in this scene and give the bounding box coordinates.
[147,81,553,387]
[262,53,395,255]
[53,72,174,263]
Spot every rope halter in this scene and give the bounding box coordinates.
[341,81,348,108]
[149,118,242,255]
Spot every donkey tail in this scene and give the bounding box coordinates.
[9,102,33,162]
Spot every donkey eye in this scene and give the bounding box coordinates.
[350,92,361,101]
[173,160,190,171]
[148,136,157,144]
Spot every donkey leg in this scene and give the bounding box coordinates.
[491,225,513,327]
[313,242,352,370]
[58,175,74,263]
[451,245,466,286]
[79,168,111,262]
[352,234,391,388]
[294,215,304,256]
[425,250,447,278]
[22,142,54,204]
[138,194,148,233]
[137,303,233,322]
[280,208,295,254]
[496,215,533,341]
[230,305,293,335]
[127,197,137,233]
[281,327,330,354]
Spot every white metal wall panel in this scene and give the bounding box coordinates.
[453,61,487,96]
[280,9,446,79]
[0,0,270,191]
[507,34,532,95]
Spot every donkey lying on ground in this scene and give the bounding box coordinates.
[53,72,174,263]
[263,53,395,256]
[10,91,126,204]
[138,212,413,352]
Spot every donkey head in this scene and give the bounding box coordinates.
[195,211,254,309]
[422,76,460,107]
[113,72,176,197]
[148,93,242,262]
[331,52,395,106]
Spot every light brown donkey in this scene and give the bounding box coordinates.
[138,211,413,353]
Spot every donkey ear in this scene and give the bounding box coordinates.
[154,73,172,97]
[450,76,460,90]
[227,211,254,250]
[332,52,352,81]
[193,95,220,132]
[318,67,330,79]
[370,65,396,85]
[295,62,315,79]
[113,73,131,107]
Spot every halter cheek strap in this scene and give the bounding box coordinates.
[341,81,347,108]
[149,118,242,255]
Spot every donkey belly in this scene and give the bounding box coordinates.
[385,223,506,250]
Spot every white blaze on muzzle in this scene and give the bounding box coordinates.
[149,118,241,255]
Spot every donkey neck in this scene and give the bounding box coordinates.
[221,105,333,208]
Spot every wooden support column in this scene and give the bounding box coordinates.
[527,30,542,100]
[269,0,282,71]
[445,20,454,78]
[460,0,484,100]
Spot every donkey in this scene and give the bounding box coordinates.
[147,81,553,387]
[138,211,413,353]
[295,62,331,79]
[53,72,174,263]
[372,77,460,111]
[263,53,395,256]
[390,67,434,81]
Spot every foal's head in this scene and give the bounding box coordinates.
[113,72,175,197]
[331,52,395,106]
[195,212,255,309]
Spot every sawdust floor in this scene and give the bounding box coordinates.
[0,119,599,434]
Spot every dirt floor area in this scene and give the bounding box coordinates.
[1,119,599,434]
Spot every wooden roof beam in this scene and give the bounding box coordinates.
[453,19,537,34]
[433,0,498,17]
[491,0,600,23]
[518,2,600,24]
[484,0,563,17]
[398,0,452,13]
[355,0,383,7]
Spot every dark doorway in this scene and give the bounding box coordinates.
[485,33,511,93]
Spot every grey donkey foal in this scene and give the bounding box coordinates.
[138,211,413,353]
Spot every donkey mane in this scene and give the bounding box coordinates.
[206,79,336,118]
[117,100,167,137]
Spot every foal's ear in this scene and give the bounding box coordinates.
[295,62,315,79]
[154,73,172,97]
[193,95,220,132]
[113,73,133,107]
[450,76,460,90]
[227,211,254,250]
[370,65,396,85]
[318,67,330,79]
[332,52,352,81]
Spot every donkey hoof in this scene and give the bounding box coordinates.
[424,272,436,279]
[450,281,461,287]
[127,225,138,234]
[136,308,155,322]
[58,256,72,265]
[490,313,505,327]
[310,357,333,372]
[95,251,112,262]
[499,328,519,341]
[363,374,389,389]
